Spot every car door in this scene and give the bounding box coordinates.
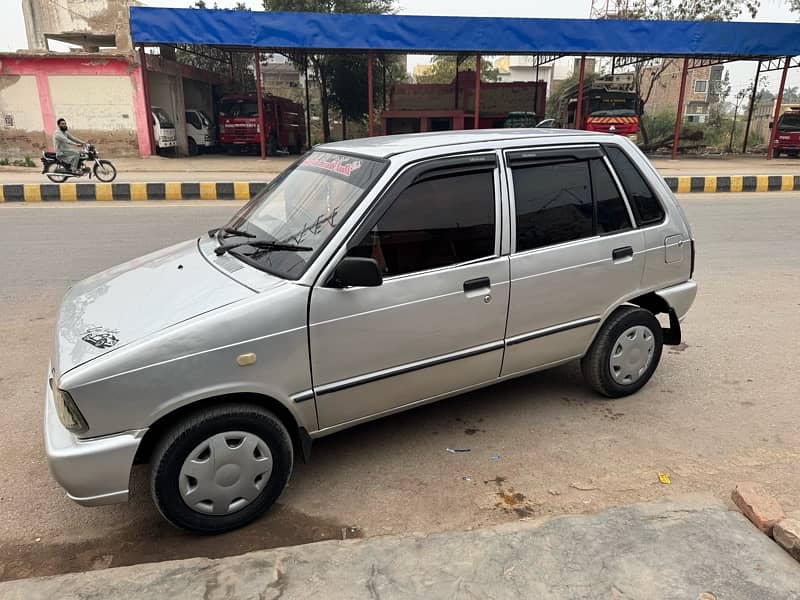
[309,154,510,430]
[502,146,645,376]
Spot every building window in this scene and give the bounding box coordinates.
[3,114,13,128]
[694,80,708,93]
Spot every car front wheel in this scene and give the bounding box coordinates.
[150,404,293,534]
[581,306,664,398]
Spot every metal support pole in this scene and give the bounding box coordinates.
[671,58,690,160]
[382,57,387,111]
[254,51,266,160]
[767,56,790,160]
[454,56,460,110]
[474,53,481,129]
[305,55,312,149]
[575,55,587,130]
[742,61,761,154]
[533,57,539,119]
[368,51,375,137]
[138,46,156,156]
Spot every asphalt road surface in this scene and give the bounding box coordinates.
[1,194,799,581]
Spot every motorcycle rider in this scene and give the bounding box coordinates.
[53,118,86,174]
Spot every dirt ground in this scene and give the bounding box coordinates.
[0,194,798,581]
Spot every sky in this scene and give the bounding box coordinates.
[2,0,798,93]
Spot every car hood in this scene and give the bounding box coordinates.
[53,239,254,375]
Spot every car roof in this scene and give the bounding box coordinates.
[317,128,601,159]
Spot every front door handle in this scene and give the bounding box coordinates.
[463,277,491,293]
[612,246,634,261]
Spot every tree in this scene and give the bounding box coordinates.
[708,70,731,130]
[329,54,406,139]
[611,0,761,145]
[262,0,397,142]
[176,2,254,89]
[415,56,499,84]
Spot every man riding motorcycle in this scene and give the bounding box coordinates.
[53,118,86,175]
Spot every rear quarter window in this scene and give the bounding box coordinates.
[605,146,665,226]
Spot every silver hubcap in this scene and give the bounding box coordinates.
[609,325,655,385]
[179,431,272,516]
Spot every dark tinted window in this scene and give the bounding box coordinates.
[513,161,593,251]
[591,159,632,234]
[185,111,201,129]
[348,170,495,277]
[605,146,665,226]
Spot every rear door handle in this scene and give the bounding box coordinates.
[612,246,634,261]
[463,277,491,293]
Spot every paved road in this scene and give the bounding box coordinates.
[1,194,799,581]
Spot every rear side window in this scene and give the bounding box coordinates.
[605,146,665,226]
[348,169,496,277]
[512,161,593,251]
[591,159,632,234]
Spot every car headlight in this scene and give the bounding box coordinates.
[50,377,88,433]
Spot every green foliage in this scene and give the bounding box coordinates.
[622,0,760,20]
[261,0,398,142]
[177,2,254,89]
[23,156,36,168]
[415,56,499,84]
[329,54,406,127]
[641,111,677,142]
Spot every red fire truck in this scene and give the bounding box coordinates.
[218,94,305,155]
[771,106,800,158]
[562,85,640,139]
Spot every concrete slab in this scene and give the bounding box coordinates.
[1,494,797,600]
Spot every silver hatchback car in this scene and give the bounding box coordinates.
[46,130,696,533]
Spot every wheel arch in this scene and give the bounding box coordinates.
[134,392,313,466]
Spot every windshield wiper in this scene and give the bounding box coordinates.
[215,239,313,256]
[208,227,256,239]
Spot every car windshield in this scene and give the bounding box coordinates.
[589,95,636,117]
[222,151,385,279]
[153,108,174,128]
[778,112,800,131]
[220,99,261,118]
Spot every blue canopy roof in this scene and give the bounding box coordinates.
[130,7,800,58]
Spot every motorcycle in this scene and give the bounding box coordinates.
[41,144,117,183]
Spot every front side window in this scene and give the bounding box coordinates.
[224,151,385,279]
[348,168,496,277]
[605,146,665,226]
[152,108,174,128]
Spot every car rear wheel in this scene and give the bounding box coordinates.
[581,306,663,398]
[45,162,68,183]
[150,404,293,534]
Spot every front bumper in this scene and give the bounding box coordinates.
[44,370,146,506]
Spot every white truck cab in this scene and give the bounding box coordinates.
[185,108,217,155]
[151,106,177,153]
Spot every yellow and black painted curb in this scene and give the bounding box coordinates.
[663,175,800,194]
[2,176,799,202]
[0,182,268,203]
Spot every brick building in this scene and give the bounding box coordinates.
[643,60,724,123]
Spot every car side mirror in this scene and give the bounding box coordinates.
[331,257,382,288]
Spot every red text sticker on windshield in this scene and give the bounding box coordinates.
[303,153,363,177]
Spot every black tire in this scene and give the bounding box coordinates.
[188,137,198,156]
[773,150,781,158]
[289,144,301,155]
[581,306,663,398]
[93,160,117,183]
[150,404,293,534]
[45,162,68,183]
